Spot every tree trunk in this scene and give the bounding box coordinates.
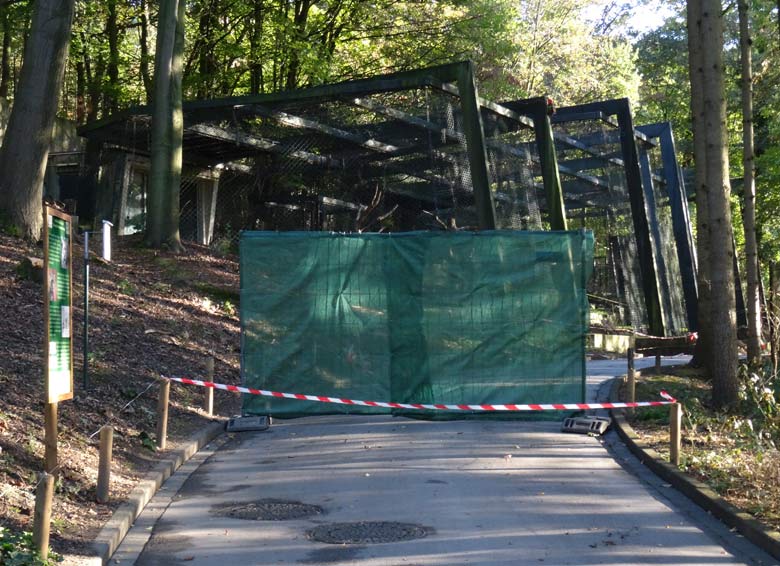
[0,0,75,240]
[285,0,312,90]
[738,0,762,365]
[771,262,780,374]
[688,0,738,408]
[105,0,120,114]
[249,0,264,94]
[167,0,185,248]
[76,56,86,124]
[146,0,184,251]
[83,28,105,123]
[140,0,152,104]
[688,0,711,368]
[196,1,217,99]
[0,7,11,98]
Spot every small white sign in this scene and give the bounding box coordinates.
[61,306,70,338]
[60,236,69,269]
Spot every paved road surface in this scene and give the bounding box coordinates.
[116,356,778,566]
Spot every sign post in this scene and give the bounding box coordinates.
[82,220,111,389]
[42,204,74,474]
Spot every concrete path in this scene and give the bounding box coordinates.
[118,356,779,566]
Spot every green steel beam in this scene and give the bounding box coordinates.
[456,61,496,230]
[500,98,567,230]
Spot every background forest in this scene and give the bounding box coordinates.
[3,1,780,561]
[0,0,776,259]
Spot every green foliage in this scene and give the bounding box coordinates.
[636,363,780,451]
[193,282,239,305]
[0,526,63,566]
[117,278,136,296]
[138,430,156,452]
[0,211,21,237]
[36,0,642,123]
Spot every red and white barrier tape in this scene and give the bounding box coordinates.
[166,376,677,412]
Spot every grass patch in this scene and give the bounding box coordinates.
[193,281,240,305]
[626,366,780,531]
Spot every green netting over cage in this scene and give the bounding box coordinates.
[240,230,593,419]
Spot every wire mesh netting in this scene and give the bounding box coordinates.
[240,230,593,419]
[481,108,544,230]
[642,141,688,335]
[83,67,542,248]
[552,117,649,331]
[77,64,697,339]
[196,86,490,237]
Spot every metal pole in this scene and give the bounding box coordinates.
[83,231,89,389]
[204,355,215,416]
[627,345,636,416]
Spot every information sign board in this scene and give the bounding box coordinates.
[43,206,73,403]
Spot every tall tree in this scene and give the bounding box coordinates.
[0,0,75,239]
[688,0,739,408]
[145,0,184,250]
[739,0,762,365]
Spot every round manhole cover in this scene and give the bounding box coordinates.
[307,521,432,544]
[211,499,323,521]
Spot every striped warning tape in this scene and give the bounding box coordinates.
[165,376,677,412]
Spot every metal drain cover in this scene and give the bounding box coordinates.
[211,499,323,521]
[308,521,432,544]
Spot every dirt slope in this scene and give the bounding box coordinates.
[0,232,241,555]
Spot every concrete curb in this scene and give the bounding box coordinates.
[608,377,780,561]
[62,418,226,566]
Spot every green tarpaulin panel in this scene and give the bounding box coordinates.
[240,230,593,418]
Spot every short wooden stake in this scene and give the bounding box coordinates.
[33,472,54,558]
[156,379,170,451]
[670,402,682,466]
[655,353,662,373]
[44,403,58,475]
[96,425,113,503]
[204,356,215,417]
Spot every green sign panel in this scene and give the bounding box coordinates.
[44,207,73,403]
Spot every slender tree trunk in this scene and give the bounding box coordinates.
[83,28,105,123]
[139,0,152,104]
[0,0,75,240]
[689,0,738,408]
[76,58,86,123]
[250,0,264,94]
[688,0,711,367]
[146,0,184,251]
[167,0,185,248]
[105,0,120,114]
[0,7,11,98]
[738,0,762,364]
[285,0,311,90]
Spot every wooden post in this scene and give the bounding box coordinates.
[655,353,662,373]
[96,425,113,503]
[33,472,54,558]
[156,379,170,451]
[204,356,214,417]
[670,402,682,466]
[44,403,57,475]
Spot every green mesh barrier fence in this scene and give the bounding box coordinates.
[241,230,593,419]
